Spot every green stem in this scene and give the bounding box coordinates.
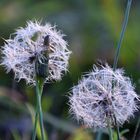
[114,120,120,140]
[96,130,102,140]
[36,78,45,140]
[112,0,132,140]
[32,101,39,140]
[32,82,43,140]
[132,117,140,140]
[113,0,132,71]
[108,121,113,140]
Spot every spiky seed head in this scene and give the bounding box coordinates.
[1,20,71,85]
[69,64,139,128]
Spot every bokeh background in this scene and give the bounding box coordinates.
[0,0,140,140]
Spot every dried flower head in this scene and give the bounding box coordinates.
[69,64,139,128]
[1,21,71,84]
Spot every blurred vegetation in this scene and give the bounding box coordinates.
[0,0,140,140]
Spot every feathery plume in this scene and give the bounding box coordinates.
[69,64,139,128]
[1,20,71,85]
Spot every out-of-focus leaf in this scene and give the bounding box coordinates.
[0,86,25,103]
[11,130,21,140]
[44,112,78,133]
[113,129,129,140]
[42,96,52,111]
[27,103,78,134]
[68,128,93,140]
[26,103,48,140]
[120,129,129,136]
[0,87,27,118]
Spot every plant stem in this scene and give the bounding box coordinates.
[96,130,102,140]
[112,0,132,140]
[114,119,120,140]
[36,78,45,140]
[32,81,43,140]
[32,101,39,140]
[108,120,113,140]
[132,117,140,140]
[113,0,132,71]
[32,77,45,140]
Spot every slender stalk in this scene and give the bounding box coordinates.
[114,119,120,140]
[108,125,113,140]
[107,117,113,140]
[113,0,132,71]
[36,78,45,140]
[32,100,39,140]
[132,117,140,140]
[96,130,102,140]
[32,35,49,140]
[32,83,43,140]
[112,0,132,140]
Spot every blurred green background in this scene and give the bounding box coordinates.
[0,0,140,140]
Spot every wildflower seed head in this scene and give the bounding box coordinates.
[1,20,71,85]
[69,64,139,128]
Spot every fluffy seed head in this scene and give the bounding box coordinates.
[1,20,71,85]
[69,64,139,128]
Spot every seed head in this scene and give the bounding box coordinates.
[1,20,71,85]
[69,64,139,128]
